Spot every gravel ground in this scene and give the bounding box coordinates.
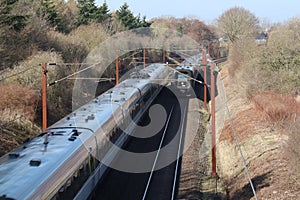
[177,98,227,200]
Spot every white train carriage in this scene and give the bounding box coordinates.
[0,63,172,200]
[174,53,212,93]
[174,65,198,92]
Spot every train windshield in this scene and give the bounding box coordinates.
[177,73,188,81]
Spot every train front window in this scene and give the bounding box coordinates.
[177,73,188,81]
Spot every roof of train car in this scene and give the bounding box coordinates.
[181,54,202,65]
[51,63,167,132]
[175,65,195,71]
[0,127,93,199]
[0,63,169,199]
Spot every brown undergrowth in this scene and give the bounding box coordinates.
[218,89,300,199]
[0,84,38,121]
[251,91,300,125]
[0,84,41,156]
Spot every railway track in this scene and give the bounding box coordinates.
[91,87,189,200]
[142,105,175,200]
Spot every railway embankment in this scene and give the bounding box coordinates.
[215,63,300,199]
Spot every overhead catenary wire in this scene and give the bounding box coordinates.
[51,63,97,66]
[172,49,201,52]
[0,67,37,82]
[119,49,143,61]
[46,51,212,87]
[167,64,207,86]
[47,62,103,86]
[66,77,116,83]
[46,63,204,87]
[47,51,144,87]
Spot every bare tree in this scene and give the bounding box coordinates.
[217,7,259,42]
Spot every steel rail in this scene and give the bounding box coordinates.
[141,105,175,200]
[171,104,187,200]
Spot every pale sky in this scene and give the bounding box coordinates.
[96,0,300,24]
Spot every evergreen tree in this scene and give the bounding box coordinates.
[140,16,151,28]
[59,0,78,33]
[94,2,111,22]
[40,0,62,30]
[76,0,97,25]
[0,0,28,31]
[116,3,151,30]
[176,23,184,36]
[115,3,137,29]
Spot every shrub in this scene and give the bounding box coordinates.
[1,51,63,89]
[250,91,300,124]
[286,117,300,180]
[0,84,38,122]
[0,84,41,157]
[46,23,109,63]
[231,18,300,98]
[0,51,71,125]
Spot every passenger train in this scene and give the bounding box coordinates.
[174,65,198,92]
[174,53,212,93]
[0,63,172,200]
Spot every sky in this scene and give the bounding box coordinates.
[96,0,300,24]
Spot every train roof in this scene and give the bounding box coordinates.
[181,54,202,65]
[175,65,195,71]
[0,127,93,199]
[0,63,169,199]
[51,63,167,132]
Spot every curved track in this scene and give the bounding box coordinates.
[91,87,189,200]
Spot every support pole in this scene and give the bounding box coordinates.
[202,48,207,109]
[207,41,210,57]
[42,63,47,131]
[162,50,166,63]
[217,45,220,66]
[143,48,146,68]
[211,63,217,176]
[116,50,119,85]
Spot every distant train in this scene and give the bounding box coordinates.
[174,53,212,93]
[0,64,172,200]
[174,65,198,92]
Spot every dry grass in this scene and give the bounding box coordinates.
[0,84,41,156]
[1,51,64,90]
[251,91,300,125]
[285,117,300,181]
[0,84,39,121]
[219,108,264,143]
[46,23,109,63]
[218,90,300,199]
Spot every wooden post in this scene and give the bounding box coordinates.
[202,48,207,109]
[211,63,217,176]
[42,63,47,131]
[116,50,119,85]
[143,48,146,68]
